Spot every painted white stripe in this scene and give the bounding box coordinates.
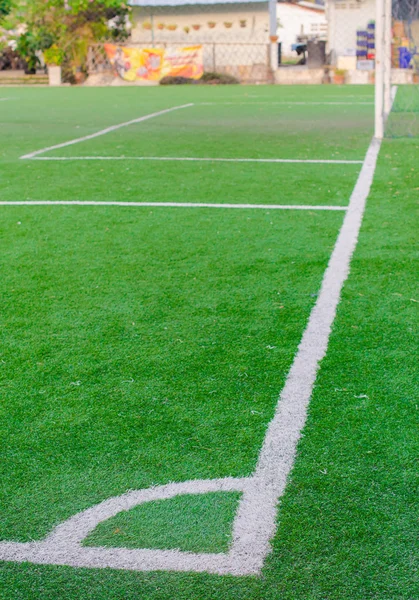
[320,95,374,99]
[202,94,374,100]
[228,135,383,574]
[0,98,12,102]
[0,135,382,576]
[199,101,374,106]
[20,104,193,160]
[0,478,248,575]
[28,156,363,165]
[0,201,348,211]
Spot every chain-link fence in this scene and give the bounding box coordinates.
[85,0,419,125]
[385,0,419,137]
[87,41,272,83]
[87,0,273,83]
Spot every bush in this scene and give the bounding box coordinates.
[160,75,198,85]
[200,71,239,84]
[0,46,26,71]
[44,44,64,66]
[160,71,240,86]
[16,32,40,74]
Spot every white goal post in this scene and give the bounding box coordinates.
[375,0,393,138]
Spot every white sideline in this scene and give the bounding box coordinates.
[0,134,383,576]
[28,156,363,165]
[20,104,193,160]
[199,101,374,106]
[229,136,383,573]
[0,201,347,211]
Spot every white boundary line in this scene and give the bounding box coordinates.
[0,132,383,575]
[199,101,374,106]
[19,101,364,165]
[28,156,363,165]
[199,95,374,100]
[0,201,347,211]
[20,104,193,160]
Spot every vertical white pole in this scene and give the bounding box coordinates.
[384,0,392,116]
[327,1,336,66]
[375,0,385,139]
[269,0,278,72]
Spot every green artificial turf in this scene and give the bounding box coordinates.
[0,206,341,542]
[84,492,242,553]
[386,85,419,138]
[0,85,417,599]
[0,85,371,205]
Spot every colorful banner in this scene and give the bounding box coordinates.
[104,44,203,82]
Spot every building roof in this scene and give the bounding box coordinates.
[296,0,325,10]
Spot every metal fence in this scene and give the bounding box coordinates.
[87,41,272,83]
[384,0,419,137]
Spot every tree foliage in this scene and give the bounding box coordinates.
[8,0,131,79]
[0,0,13,20]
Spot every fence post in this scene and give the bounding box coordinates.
[269,0,278,73]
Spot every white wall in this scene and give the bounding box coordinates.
[131,3,269,44]
[130,3,270,70]
[277,3,327,57]
[327,0,375,64]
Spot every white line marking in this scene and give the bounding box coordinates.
[229,135,383,574]
[198,101,374,106]
[0,479,248,575]
[20,104,193,160]
[0,134,383,576]
[28,156,363,165]
[0,98,12,102]
[200,94,374,101]
[0,201,347,211]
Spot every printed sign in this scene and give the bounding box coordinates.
[104,44,204,81]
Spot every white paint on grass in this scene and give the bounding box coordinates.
[28,156,363,165]
[0,479,248,575]
[199,101,374,106]
[0,201,347,211]
[229,136,383,572]
[20,104,193,160]
[0,134,383,576]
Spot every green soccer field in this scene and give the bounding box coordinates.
[0,85,418,599]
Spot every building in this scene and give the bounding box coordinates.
[326,0,375,66]
[128,0,272,80]
[277,1,327,59]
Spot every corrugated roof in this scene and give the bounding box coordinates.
[129,0,267,6]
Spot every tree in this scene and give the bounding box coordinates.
[11,0,131,80]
